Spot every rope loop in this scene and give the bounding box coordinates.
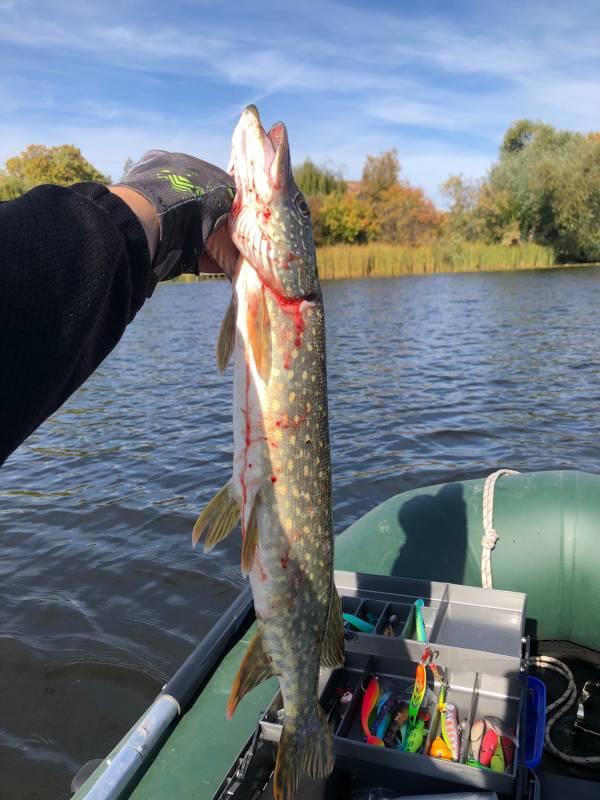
[481,468,520,589]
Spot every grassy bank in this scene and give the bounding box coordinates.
[179,242,564,282]
[316,242,555,279]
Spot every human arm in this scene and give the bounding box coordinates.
[0,153,237,466]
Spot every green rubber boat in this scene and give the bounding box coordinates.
[72,470,600,800]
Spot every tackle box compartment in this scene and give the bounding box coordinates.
[213,570,528,799]
[336,570,526,663]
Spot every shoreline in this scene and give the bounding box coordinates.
[173,244,599,282]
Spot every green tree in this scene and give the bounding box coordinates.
[4,144,110,190]
[0,175,29,201]
[440,175,483,241]
[360,148,401,202]
[293,158,346,196]
[490,120,600,260]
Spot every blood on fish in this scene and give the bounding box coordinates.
[268,289,307,348]
[263,207,272,221]
[230,193,242,221]
[271,475,278,483]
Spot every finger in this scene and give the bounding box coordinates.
[197,249,225,275]
[204,225,239,280]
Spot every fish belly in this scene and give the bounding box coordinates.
[231,257,334,703]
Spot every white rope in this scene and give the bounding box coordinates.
[481,469,600,766]
[529,655,600,765]
[481,468,520,589]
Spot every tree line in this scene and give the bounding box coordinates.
[2,120,600,262]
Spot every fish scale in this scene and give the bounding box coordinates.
[192,105,344,800]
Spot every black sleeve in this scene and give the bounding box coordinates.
[0,182,156,466]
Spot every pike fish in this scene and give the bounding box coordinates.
[193,105,344,800]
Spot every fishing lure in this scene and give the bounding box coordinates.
[384,701,408,747]
[342,613,375,633]
[361,677,385,746]
[374,692,395,740]
[441,702,461,761]
[465,758,487,769]
[429,736,452,760]
[485,716,516,770]
[414,599,427,642]
[468,718,486,762]
[408,662,426,728]
[501,735,515,770]
[459,717,469,763]
[399,720,408,744]
[490,737,506,773]
[479,725,499,767]
[376,690,392,715]
[404,718,426,753]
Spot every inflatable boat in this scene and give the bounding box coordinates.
[71,470,600,800]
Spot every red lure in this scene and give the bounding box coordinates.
[479,726,499,767]
[361,677,385,747]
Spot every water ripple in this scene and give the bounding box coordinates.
[2,269,600,797]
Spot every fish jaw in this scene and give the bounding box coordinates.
[228,105,317,300]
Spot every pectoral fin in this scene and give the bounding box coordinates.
[227,627,276,719]
[216,297,236,373]
[320,587,345,668]
[247,287,271,384]
[192,481,240,550]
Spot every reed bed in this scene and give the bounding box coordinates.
[178,242,559,282]
[315,242,555,280]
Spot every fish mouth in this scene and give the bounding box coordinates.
[229,105,315,300]
[228,105,291,193]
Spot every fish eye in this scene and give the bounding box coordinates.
[294,194,310,217]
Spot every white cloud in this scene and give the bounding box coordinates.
[2,0,600,201]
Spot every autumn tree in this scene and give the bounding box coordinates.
[357,149,442,244]
[376,184,442,244]
[1,145,109,198]
[314,194,379,244]
[360,148,401,202]
[0,175,29,201]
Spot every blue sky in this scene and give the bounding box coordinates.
[1,0,599,205]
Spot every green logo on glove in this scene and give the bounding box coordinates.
[156,170,205,197]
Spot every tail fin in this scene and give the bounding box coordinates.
[273,707,334,800]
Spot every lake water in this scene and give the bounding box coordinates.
[2,268,600,798]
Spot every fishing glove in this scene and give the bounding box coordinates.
[114,150,236,280]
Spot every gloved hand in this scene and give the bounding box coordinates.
[113,150,238,280]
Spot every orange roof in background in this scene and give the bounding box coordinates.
[345,180,361,195]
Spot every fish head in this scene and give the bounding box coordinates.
[228,105,317,299]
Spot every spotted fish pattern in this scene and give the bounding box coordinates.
[193,106,344,800]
